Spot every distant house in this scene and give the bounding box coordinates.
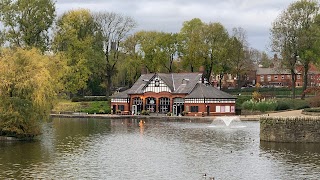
[110,72,236,116]
[255,55,320,87]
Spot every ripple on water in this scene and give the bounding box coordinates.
[0,118,319,179]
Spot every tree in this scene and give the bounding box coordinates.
[228,27,252,88]
[0,0,55,52]
[260,52,273,67]
[53,9,104,96]
[271,0,319,99]
[0,48,64,138]
[202,22,230,83]
[178,18,206,72]
[118,34,143,87]
[94,12,136,97]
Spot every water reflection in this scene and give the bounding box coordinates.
[260,141,320,179]
[0,118,319,179]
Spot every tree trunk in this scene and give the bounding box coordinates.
[291,69,296,99]
[301,63,309,100]
[105,75,112,97]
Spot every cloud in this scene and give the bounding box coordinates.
[55,0,295,52]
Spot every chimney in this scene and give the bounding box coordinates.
[141,66,148,74]
[199,66,205,83]
[199,66,205,73]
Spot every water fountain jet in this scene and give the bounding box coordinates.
[214,116,240,126]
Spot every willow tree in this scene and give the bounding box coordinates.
[271,0,319,99]
[0,48,65,138]
[0,0,55,52]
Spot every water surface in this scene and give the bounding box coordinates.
[0,118,319,179]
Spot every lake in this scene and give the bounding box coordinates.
[0,117,320,179]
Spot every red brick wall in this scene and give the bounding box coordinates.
[112,92,236,116]
[256,74,303,87]
[185,103,236,116]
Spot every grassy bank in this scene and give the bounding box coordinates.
[52,99,111,114]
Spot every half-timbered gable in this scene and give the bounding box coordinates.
[143,74,172,93]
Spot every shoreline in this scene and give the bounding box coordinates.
[50,110,309,121]
[50,113,260,121]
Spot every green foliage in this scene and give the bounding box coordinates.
[53,100,110,114]
[178,18,206,72]
[0,97,40,138]
[71,96,109,102]
[303,107,320,112]
[270,0,319,98]
[53,9,104,94]
[275,101,291,111]
[242,99,277,112]
[141,110,150,115]
[0,0,56,51]
[235,95,251,108]
[0,48,62,138]
[79,101,110,114]
[277,99,310,110]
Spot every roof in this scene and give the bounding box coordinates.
[110,89,130,99]
[185,83,236,99]
[115,72,235,99]
[256,67,291,75]
[127,73,203,94]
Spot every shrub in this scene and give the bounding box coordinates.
[307,96,320,107]
[276,101,290,111]
[141,110,150,115]
[303,108,320,112]
[252,91,262,101]
[278,99,310,110]
[241,99,277,112]
[236,96,251,108]
[72,96,109,102]
[242,99,255,110]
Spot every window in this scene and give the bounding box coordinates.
[267,75,271,81]
[159,97,170,113]
[274,75,278,80]
[146,97,156,112]
[216,106,221,112]
[118,105,124,111]
[260,75,264,82]
[190,106,198,112]
[287,75,291,79]
[297,75,301,79]
[281,75,285,79]
[231,106,235,112]
[225,106,230,112]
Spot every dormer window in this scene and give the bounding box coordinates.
[182,78,189,84]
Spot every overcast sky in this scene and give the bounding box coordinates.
[56,0,295,53]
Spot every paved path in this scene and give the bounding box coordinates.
[240,110,308,121]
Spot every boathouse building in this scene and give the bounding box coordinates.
[110,72,236,116]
